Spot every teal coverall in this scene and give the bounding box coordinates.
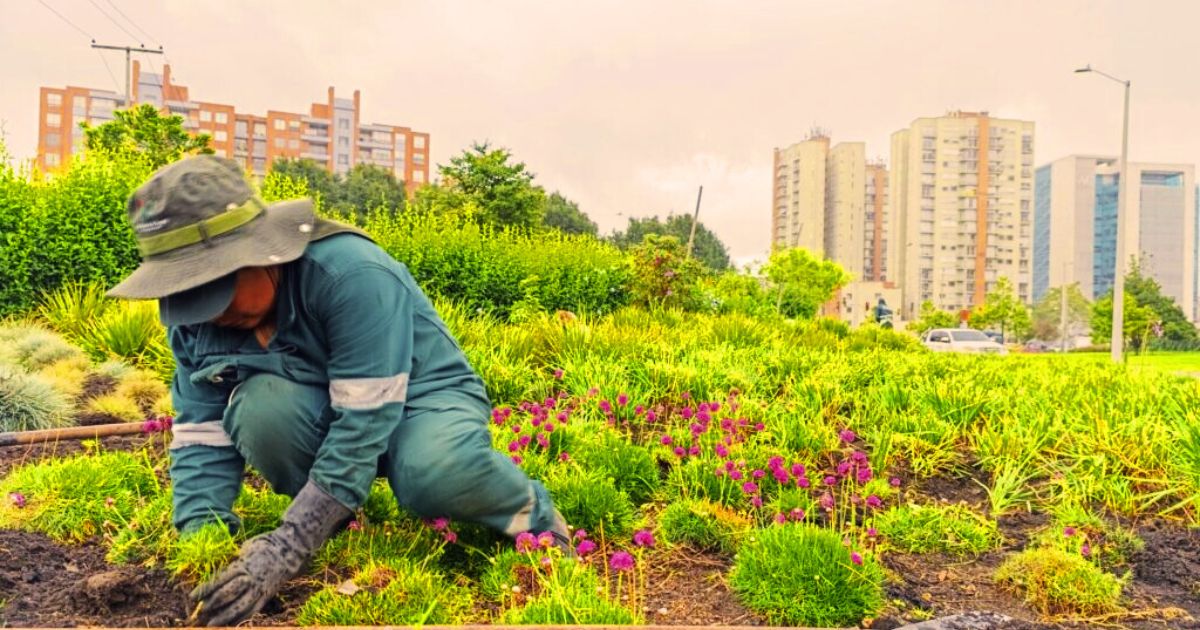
[167,228,556,536]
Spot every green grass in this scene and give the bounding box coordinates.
[995,547,1126,617]
[1033,350,1200,376]
[875,503,1002,557]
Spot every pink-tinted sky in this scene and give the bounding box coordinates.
[2,0,1197,263]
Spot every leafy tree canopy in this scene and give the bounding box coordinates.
[81,104,211,169]
[428,142,546,229]
[968,277,1032,341]
[610,214,730,271]
[763,248,850,319]
[270,159,405,217]
[542,191,597,236]
[906,300,959,335]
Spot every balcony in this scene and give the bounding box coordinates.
[301,151,329,162]
[302,131,330,144]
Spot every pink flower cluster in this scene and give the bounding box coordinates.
[141,415,174,434]
[424,516,458,543]
[494,393,575,465]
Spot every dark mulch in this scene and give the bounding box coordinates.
[0,434,151,479]
[642,546,762,625]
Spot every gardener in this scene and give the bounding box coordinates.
[107,155,569,626]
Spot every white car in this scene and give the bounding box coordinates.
[922,328,1008,355]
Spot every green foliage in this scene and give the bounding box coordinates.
[313,518,446,576]
[1091,260,1200,351]
[730,524,884,627]
[626,234,708,310]
[1091,290,1156,352]
[0,367,72,431]
[80,104,212,169]
[969,277,1032,341]
[420,142,546,229]
[569,430,660,505]
[494,556,637,624]
[907,300,959,335]
[875,503,1002,557]
[763,247,851,319]
[656,499,749,553]
[1035,505,1144,571]
[995,547,1125,616]
[167,522,240,584]
[107,490,174,566]
[610,213,730,271]
[705,271,773,317]
[546,469,636,538]
[0,448,160,542]
[298,559,473,625]
[1031,283,1091,343]
[37,281,114,341]
[542,191,597,236]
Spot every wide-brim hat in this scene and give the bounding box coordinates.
[107,155,317,326]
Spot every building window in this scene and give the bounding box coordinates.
[394,135,406,150]
[275,138,286,148]
[253,158,266,172]
[338,118,350,130]
[45,153,60,167]
[46,93,62,107]
[215,112,228,124]
[338,137,349,148]
[288,139,300,149]
[413,154,425,166]
[274,119,286,131]
[288,120,300,131]
[414,136,426,149]
[235,121,248,137]
[45,133,61,148]
[46,113,61,128]
[412,170,425,183]
[337,155,349,165]
[200,110,212,122]
[73,96,87,115]
[215,130,228,142]
[254,123,267,137]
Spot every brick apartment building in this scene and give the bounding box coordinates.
[36,62,429,193]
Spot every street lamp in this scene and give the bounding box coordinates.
[1076,64,1131,363]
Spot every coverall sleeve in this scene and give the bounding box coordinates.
[310,263,414,510]
[167,327,246,533]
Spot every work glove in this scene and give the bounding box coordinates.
[190,482,351,627]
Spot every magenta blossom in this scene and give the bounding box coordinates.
[537,532,555,549]
[867,527,878,537]
[681,407,694,420]
[556,411,569,422]
[599,400,612,413]
[577,539,597,556]
[866,495,882,509]
[768,456,784,470]
[444,530,458,544]
[1063,526,1076,537]
[750,496,763,508]
[347,519,362,531]
[511,455,523,465]
[850,551,863,566]
[553,368,564,380]
[673,446,686,457]
[688,445,701,456]
[633,529,656,548]
[141,419,162,434]
[1081,542,1092,557]
[508,441,520,453]
[839,429,857,443]
[515,532,537,552]
[428,517,450,531]
[774,513,787,524]
[543,422,555,433]
[790,508,806,521]
[773,469,790,484]
[660,435,673,445]
[754,422,765,432]
[574,529,588,540]
[646,411,657,422]
[752,469,766,479]
[559,452,571,462]
[889,476,902,488]
[823,475,838,486]
[797,476,811,488]
[819,493,835,510]
[742,481,759,494]
[511,424,522,434]
[617,393,629,406]
[836,461,852,477]
[715,444,729,458]
[856,468,873,484]
[730,470,744,480]
[610,551,635,571]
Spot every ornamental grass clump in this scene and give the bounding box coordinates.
[297,559,473,625]
[1034,507,1144,571]
[995,547,1125,617]
[166,522,240,584]
[657,498,750,553]
[0,448,160,542]
[546,469,636,538]
[0,366,72,431]
[875,503,1002,557]
[569,429,659,505]
[730,524,884,628]
[313,517,447,578]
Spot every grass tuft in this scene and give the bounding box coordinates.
[995,546,1125,617]
[297,559,473,625]
[875,503,1003,557]
[0,367,72,431]
[657,498,749,553]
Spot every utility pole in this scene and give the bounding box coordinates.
[1060,269,1069,353]
[91,42,163,108]
[685,185,703,260]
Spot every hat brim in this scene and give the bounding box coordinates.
[107,199,316,301]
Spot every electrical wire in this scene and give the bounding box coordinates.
[97,50,124,96]
[36,0,93,39]
[102,0,156,43]
[86,0,141,43]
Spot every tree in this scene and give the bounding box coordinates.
[542,191,597,236]
[434,142,546,229]
[762,248,850,319]
[906,301,959,335]
[626,234,708,310]
[270,158,338,205]
[610,214,730,271]
[1091,291,1156,353]
[1124,260,1198,344]
[80,104,211,168]
[1031,284,1091,344]
[339,163,406,215]
[968,277,1032,341]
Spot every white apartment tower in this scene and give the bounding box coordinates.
[891,112,1035,318]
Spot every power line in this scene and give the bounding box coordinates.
[36,0,93,39]
[86,0,141,43]
[97,50,123,96]
[103,0,156,43]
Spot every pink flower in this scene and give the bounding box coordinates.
[851,450,868,463]
[537,532,556,549]
[104,496,115,508]
[553,369,564,380]
[141,419,162,434]
[774,513,787,524]
[750,496,763,508]
[577,539,597,556]
[730,470,744,480]
[347,519,362,531]
[682,407,694,420]
[599,400,612,413]
[511,455,523,465]
[789,508,806,521]
[866,495,882,509]
[610,551,635,571]
[635,405,645,416]
[673,446,686,457]
[839,429,857,443]
[768,456,784,470]
[889,476,902,488]
[823,476,838,486]
[574,529,588,540]
[518,435,532,447]
[617,393,629,406]
[836,461,852,477]
[508,441,520,453]
[633,529,656,548]
[515,532,537,552]
[773,469,790,484]
[797,476,811,488]
[443,530,458,544]
[867,527,877,537]
[819,493,835,510]
[754,422,765,432]
[428,517,450,531]
[850,551,863,566]
[556,411,569,422]
[160,416,174,430]
[544,422,555,432]
[715,444,729,458]
[587,387,599,396]
[646,411,657,422]
[752,469,766,479]
[1063,526,1076,537]
[856,467,873,484]
[660,435,673,445]
[511,425,522,434]
[1081,542,1092,557]
[688,445,701,456]
[559,452,571,462]
[742,481,759,494]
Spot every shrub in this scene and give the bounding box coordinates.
[297,560,473,625]
[995,547,1125,616]
[1036,505,1144,570]
[657,499,749,553]
[626,234,707,311]
[37,280,114,341]
[0,448,160,542]
[875,503,1002,557]
[546,469,636,539]
[570,430,660,505]
[36,355,92,400]
[4,327,84,371]
[730,524,884,627]
[0,367,72,431]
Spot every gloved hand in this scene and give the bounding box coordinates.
[190,482,351,627]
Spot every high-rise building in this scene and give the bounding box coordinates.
[891,111,1035,318]
[36,63,430,193]
[1033,156,1196,320]
[771,133,891,282]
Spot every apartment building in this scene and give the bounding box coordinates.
[771,133,891,282]
[1033,156,1196,320]
[36,62,430,193]
[891,112,1035,318]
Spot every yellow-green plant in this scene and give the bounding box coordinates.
[0,367,72,431]
[995,547,1125,617]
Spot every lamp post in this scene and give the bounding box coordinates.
[1076,64,1130,363]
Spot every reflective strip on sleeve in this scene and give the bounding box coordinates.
[329,373,410,411]
[170,420,234,450]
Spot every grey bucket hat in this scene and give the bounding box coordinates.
[107,155,316,326]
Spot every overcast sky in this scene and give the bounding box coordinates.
[2,0,1198,263]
